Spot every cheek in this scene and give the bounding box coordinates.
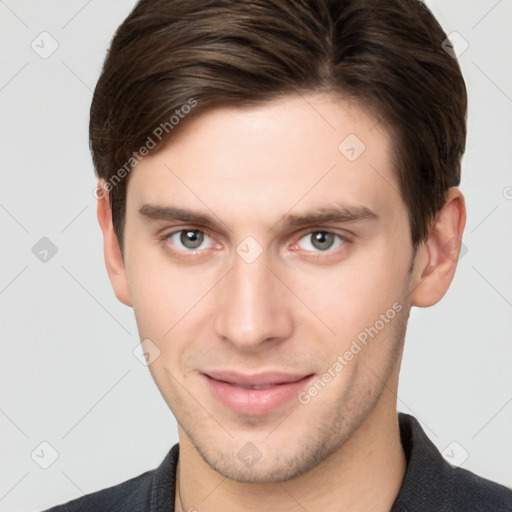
[125,247,218,339]
[295,242,408,340]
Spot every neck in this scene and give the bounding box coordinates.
[175,395,407,512]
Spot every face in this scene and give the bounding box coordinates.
[118,93,416,482]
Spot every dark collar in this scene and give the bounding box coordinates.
[148,412,511,511]
[391,412,455,510]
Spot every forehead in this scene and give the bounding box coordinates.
[126,93,403,228]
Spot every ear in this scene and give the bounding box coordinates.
[96,180,132,307]
[409,187,466,307]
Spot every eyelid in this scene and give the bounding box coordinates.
[292,225,352,240]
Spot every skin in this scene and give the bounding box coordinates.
[97,93,466,512]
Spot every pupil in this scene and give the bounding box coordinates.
[181,230,203,249]
[312,232,333,250]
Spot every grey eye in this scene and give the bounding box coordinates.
[169,229,213,250]
[297,231,344,252]
[181,230,203,249]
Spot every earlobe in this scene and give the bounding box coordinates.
[409,187,466,308]
[96,181,133,307]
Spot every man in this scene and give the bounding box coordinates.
[43,0,512,510]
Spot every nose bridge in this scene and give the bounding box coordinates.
[213,245,292,348]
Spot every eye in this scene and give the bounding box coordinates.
[296,231,346,252]
[166,229,217,251]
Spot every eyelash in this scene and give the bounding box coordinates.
[159,227,350,259]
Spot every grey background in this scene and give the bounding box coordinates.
[0,1,511,511]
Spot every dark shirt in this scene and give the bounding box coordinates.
[41,412,512,511]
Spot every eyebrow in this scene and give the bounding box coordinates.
[138,203,379,231]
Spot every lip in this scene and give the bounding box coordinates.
[202,371,315,416]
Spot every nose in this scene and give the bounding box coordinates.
[213,247,294,350]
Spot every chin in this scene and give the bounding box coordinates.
[195,436,340,484]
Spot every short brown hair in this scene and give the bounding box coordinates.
[90,0,467,256]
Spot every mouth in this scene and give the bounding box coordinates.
[201,370,315,416]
